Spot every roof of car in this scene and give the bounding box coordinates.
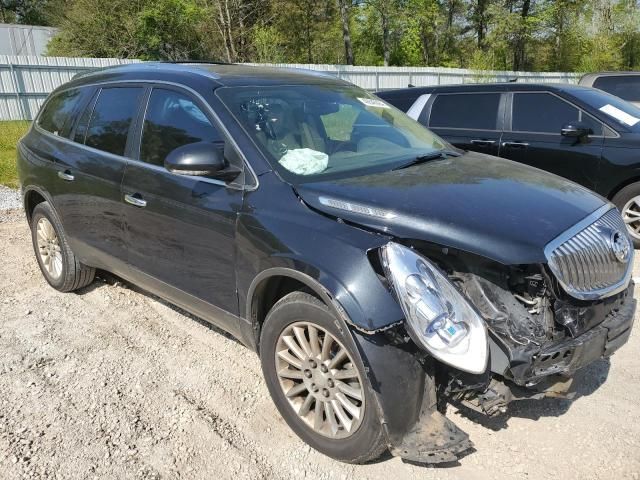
[68,62,348,89]
[580,71,640,85]
[377,82,595,96]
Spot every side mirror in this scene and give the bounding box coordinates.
[164,142,240,181]
[561,121,592,138]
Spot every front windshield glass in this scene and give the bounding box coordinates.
[570,88,640,132]
[216,84,446,183]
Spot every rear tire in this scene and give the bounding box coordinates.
[30,202,95,292]
[612,183,640,249]
[259,291,387,464]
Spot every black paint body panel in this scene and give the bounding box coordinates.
[297,152,605,265]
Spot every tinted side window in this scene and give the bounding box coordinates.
[85,87,143,156]
[577,111,604,136]
[73,90,99,144]
[140,88,223,167]
[512,93,578,133]
[377,92,420,113]
[593,75,640,102]
[429,93,501,130]
[38,89,84,138]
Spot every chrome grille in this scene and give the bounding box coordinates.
[545,206,633,300]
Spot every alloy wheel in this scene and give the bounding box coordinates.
[622,195,640,241]
[275,322,365,439]
[36,217,63,280]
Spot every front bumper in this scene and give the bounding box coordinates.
[533,293,635,379]
[465,283,636,417]
[498,283,636,386]
[351,283,636,464]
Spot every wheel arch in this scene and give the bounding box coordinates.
[22,185,54,223]
[607,176,640,202]
[246,267,354,352]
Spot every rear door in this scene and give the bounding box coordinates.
[500,91,604,190]
[40,84,144,273]
[121,85,244,335]
[53,85,145,269]
[425,92,504,156]
[27,87,93,209]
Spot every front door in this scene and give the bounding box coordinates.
[500,91,604,190]
[121,86,243,335]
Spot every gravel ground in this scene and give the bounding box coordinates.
[0,186,20,214]
[1,206,639,480]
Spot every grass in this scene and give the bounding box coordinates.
[0,121,31,188]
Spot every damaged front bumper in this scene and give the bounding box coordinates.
[351,282,636,464]
[533,293,635,376]
[504,283,636,385]
[463,283,637,416]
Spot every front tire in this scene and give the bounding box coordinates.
[30,202,95,292]
[612,182,640,248]
[260,291,387,464]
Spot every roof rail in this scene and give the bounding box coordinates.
[161,60,234,65]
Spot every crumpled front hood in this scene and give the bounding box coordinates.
[296,151,608,265]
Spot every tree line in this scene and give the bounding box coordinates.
[2,0,640,72]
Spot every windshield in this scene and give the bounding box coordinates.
[216,84,446,183]
[570,88,640,132]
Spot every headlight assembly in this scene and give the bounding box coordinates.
[381,242,488,374]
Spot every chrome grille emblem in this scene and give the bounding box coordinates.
[611,229,630,263]
[544,206,633,301]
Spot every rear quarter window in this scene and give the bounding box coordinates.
[37,89,85,138]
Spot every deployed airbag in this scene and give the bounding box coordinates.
[278,148,329,175]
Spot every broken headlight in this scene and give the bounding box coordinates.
[381,242,488,374]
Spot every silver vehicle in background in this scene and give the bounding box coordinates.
[580,72,640,108]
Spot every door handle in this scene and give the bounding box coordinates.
[124,193,147,208]
[470,139,496,146]
[502,141,529,148]
[57,170,74,181]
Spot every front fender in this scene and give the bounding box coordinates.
[246,266,353,331]
[235,189,405,334]
[238,225,404,333]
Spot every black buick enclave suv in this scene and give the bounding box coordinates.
[17,63,636,464]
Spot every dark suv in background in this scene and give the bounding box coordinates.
[377,83,640,246]
[580,71,640,108]
[17,63,636,464]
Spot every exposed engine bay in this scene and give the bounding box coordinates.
[400,242,636,417]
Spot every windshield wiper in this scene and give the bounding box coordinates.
[392,150,460,171]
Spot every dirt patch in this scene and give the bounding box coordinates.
[1,210,639,480]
